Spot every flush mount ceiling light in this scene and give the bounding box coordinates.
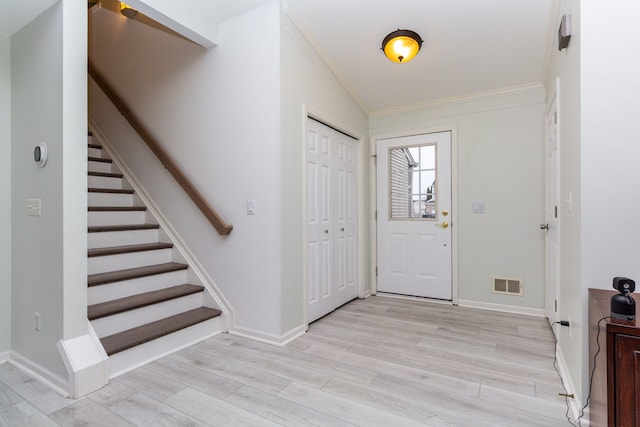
[120,2,138,18]
[382,29,423,63]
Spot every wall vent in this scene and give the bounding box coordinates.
[492,276,524,296]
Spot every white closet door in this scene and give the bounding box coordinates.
[306,118,358,323]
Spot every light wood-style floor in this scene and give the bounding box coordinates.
[0,296,572,426]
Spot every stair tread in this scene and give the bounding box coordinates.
[88,262,188,286]
[100,307,221,355]
[88,284,204,320]
[88,224,159,233]
[88,143,102,149]
[88,156,112,163]
[88,206,147,212]
[89,188,135,194]
[88,171,123,178]
[88,242,173,257]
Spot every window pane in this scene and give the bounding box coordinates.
[389,143,437,220]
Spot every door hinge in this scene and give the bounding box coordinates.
[554,205,558,218]
[375,266,378,276]
[375,210,377,220]
[555,299,558,313]
[554,112,558,125]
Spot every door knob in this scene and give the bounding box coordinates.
[436,222,449,229]
[540,224,549,230]
[324,229,329,234]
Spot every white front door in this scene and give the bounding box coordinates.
[376,131,452,300]
[306,118,358,322]
[544,97,559,322]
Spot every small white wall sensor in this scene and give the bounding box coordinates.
[34,142,48,168]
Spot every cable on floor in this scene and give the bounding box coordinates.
[550,316,609,427]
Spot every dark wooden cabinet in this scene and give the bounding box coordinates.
[589,288,640,427]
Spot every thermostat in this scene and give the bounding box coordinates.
[34,142,48,167]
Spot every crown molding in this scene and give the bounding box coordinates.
[283,3,370,117]
[370,82,545,118]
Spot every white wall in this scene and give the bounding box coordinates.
[0,33,11,358]
[90,1,284,337]
[580,0,640,399]
[11,0,87,384]
[371,89,546,310]
[280,7,369,332]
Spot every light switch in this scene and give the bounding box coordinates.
[247,200,255,215]
[27,198,41,217]
[472,202,485,214]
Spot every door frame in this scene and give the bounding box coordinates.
[302,105,367,328]
[370,126,458,304]
[544,79,561,323]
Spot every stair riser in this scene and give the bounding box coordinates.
[88,211,147,227]
[88,147,103,158]
[88,269,188,305]
[88,228,159,249]
[88,161,113,174]
[88,192,134,207]
[88,175,123,189]
[92,293,204,338]
[106,316,221,378]
[88,248,174,275]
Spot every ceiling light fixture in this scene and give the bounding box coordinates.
[120,2,138,18]
[382,29,423,63]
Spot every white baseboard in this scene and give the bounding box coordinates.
[230,324,306,347]
[0,351,9,364]
[555,344,585,424]
[9,351,68,397]
[457,299,545,317]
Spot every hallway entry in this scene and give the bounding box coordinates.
[376,131,452,300]
[306,117,358,323]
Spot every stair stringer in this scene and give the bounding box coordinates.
[89,121,235,334]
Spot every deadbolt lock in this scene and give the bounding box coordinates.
[442,210,449,216]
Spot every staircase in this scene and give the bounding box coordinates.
[87,132,222,377]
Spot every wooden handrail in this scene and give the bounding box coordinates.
[89,63,233,236]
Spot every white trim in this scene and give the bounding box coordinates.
[555,340,584,424]
[370,126,459,304]
[304,107,364,141]
[370,83,544,118]
[230,324,306,347]
[8,351,68,397]
[457,299,546,318]
[89,120,235,332]
[0,351,9,364]
[301,105,367,328]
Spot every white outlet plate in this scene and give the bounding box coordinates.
[27,198,41,217]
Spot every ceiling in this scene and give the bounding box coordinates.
[284,0,557,114]
[1,0,557,115]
